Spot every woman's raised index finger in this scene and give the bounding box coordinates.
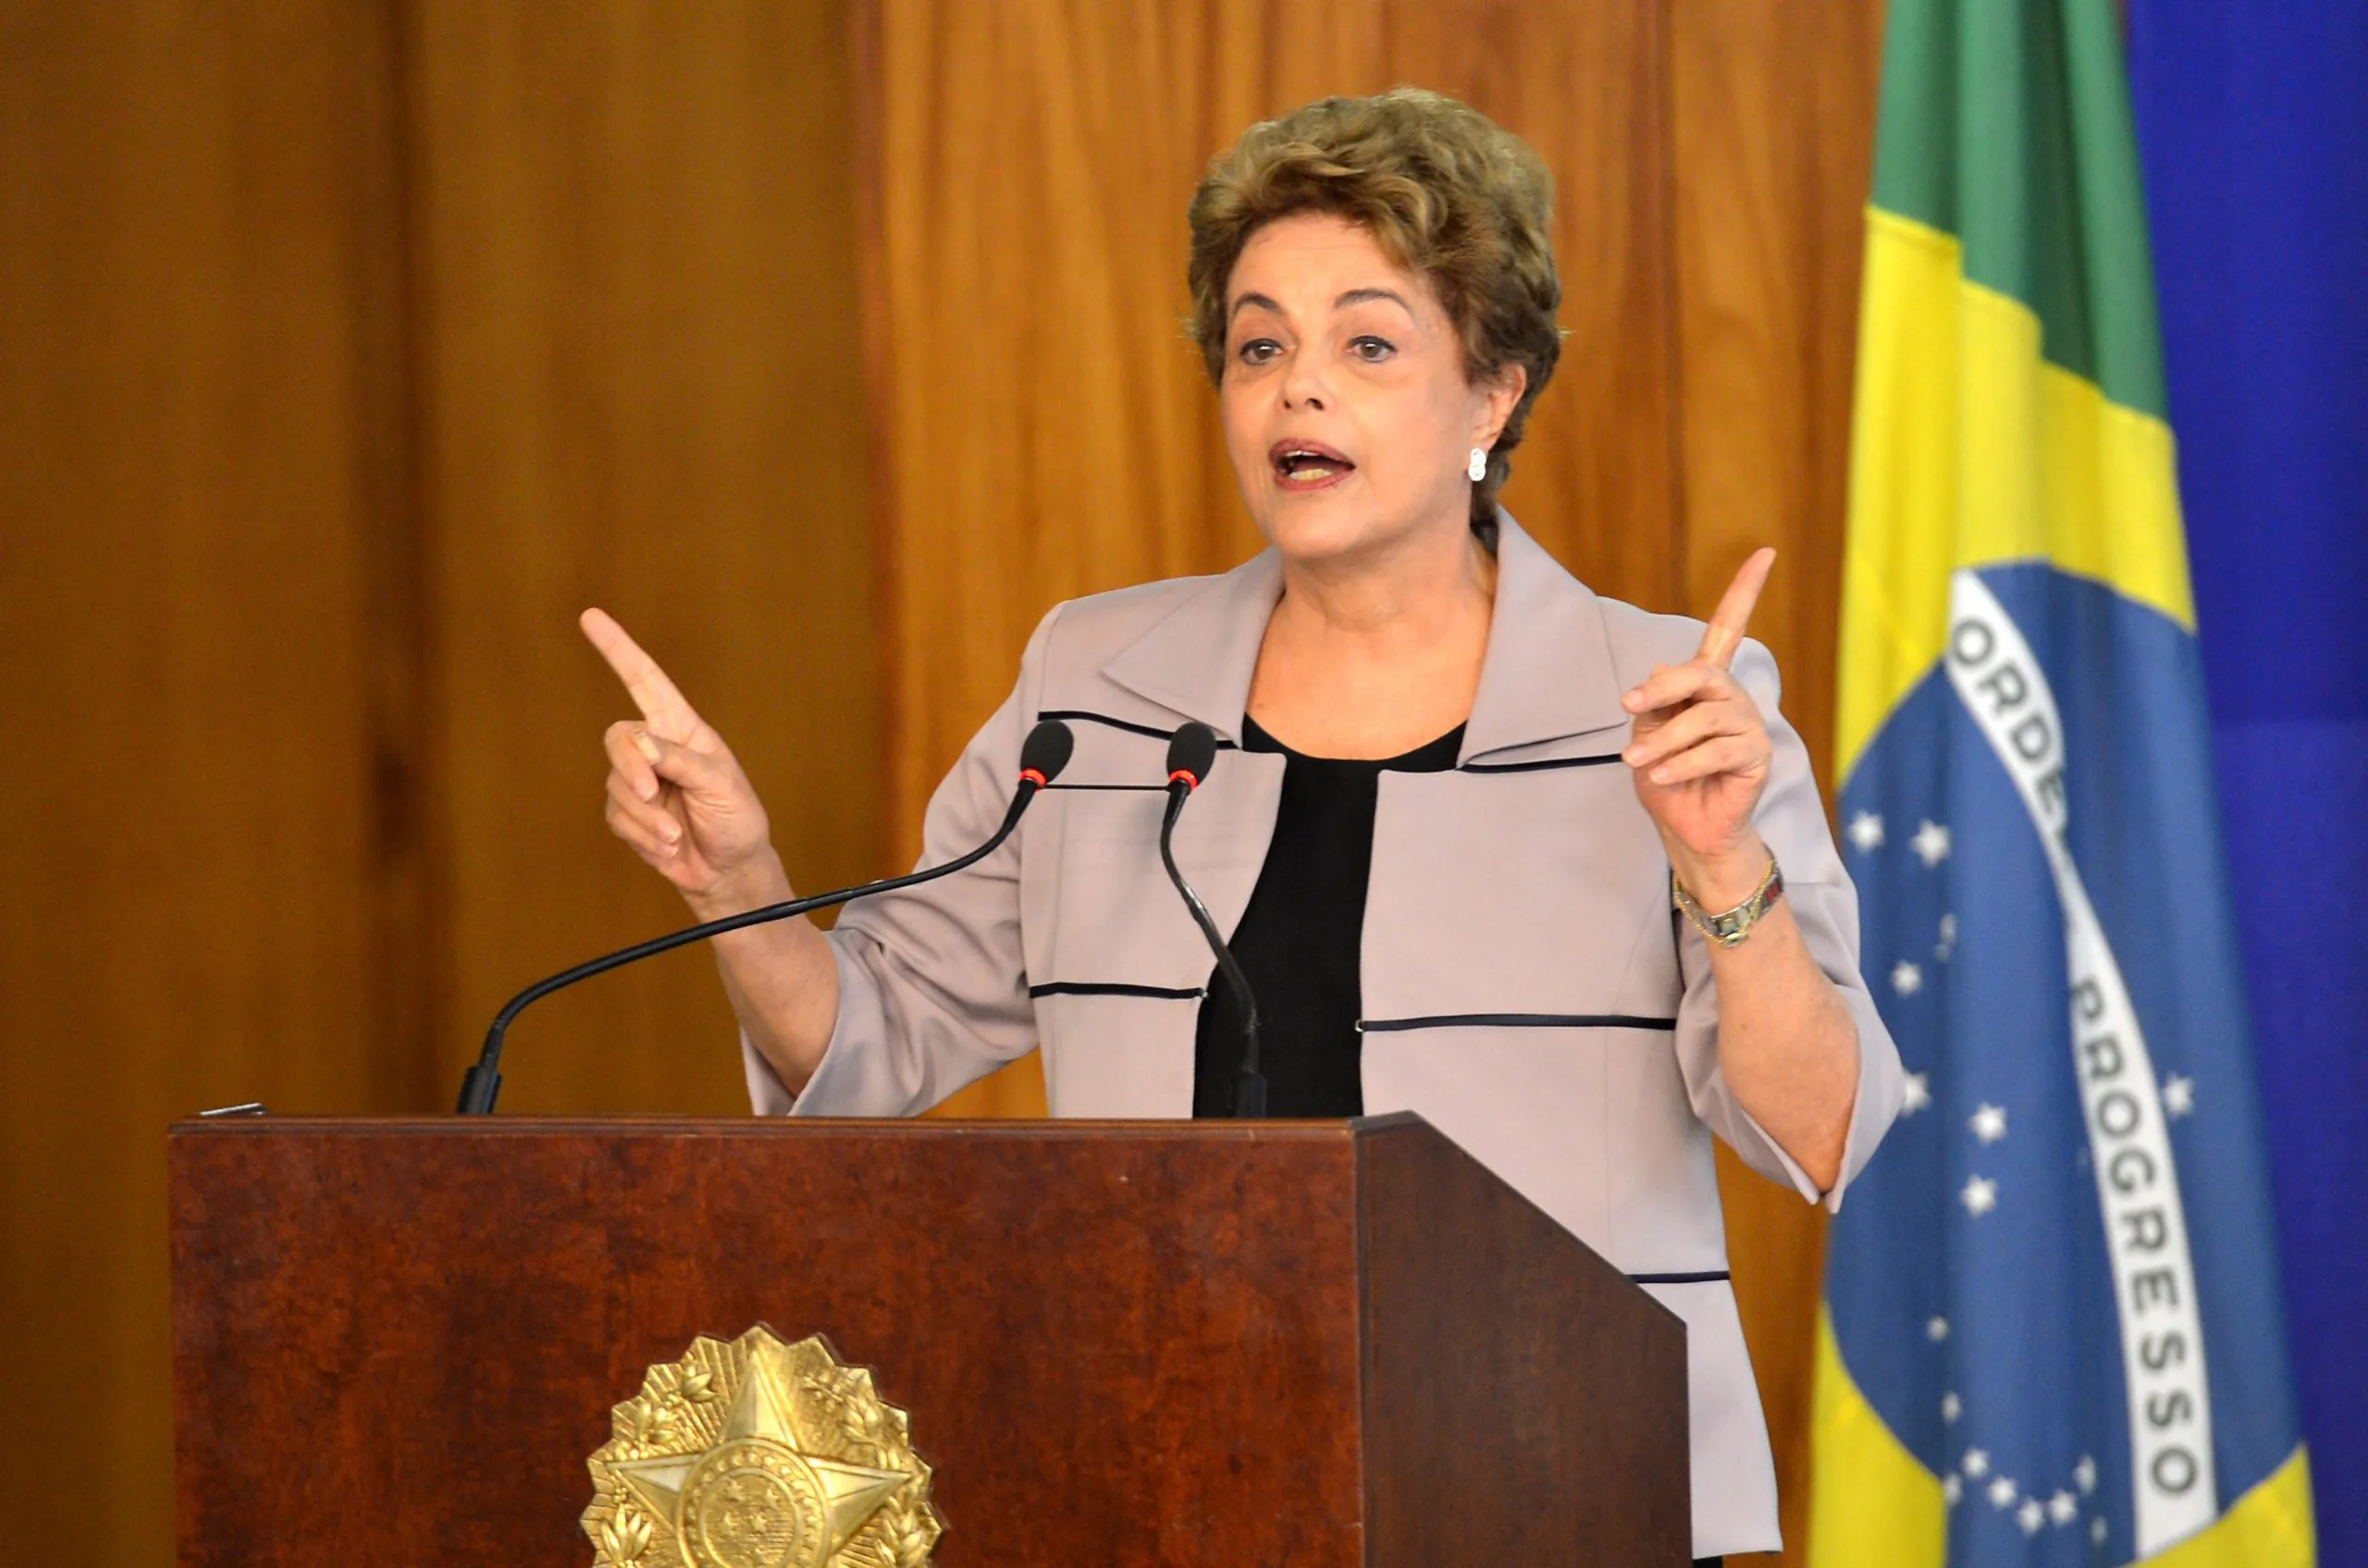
[579,608,697,729]
[1696,548,1777,669]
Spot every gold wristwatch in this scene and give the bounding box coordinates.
[1671,858,1784,948]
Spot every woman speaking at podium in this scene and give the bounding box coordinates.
[583,90,1903,1562]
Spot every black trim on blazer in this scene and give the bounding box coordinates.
[1459,753,1625,773]
[1036,710,1240,748]
[1357,1012,1679,1033]
[1028,981,1206,1000]
[1627,1270,1732,1285]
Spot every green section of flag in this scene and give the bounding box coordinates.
[1870,0,2170,418]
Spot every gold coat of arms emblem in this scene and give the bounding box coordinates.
[584,1327,942,1568]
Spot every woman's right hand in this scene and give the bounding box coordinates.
[581,608,787,917]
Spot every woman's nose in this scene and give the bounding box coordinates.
[1280,344,1329,411]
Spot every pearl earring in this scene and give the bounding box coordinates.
[1468,447,1488,483]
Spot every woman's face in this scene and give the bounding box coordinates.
[1219,211,1521,570]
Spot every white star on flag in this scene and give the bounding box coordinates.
[1927,1316,1950,1341]
[1963,1448,1991,1478]
[1911,819,1953,866]
[1943,1474,1963,1505]
[1941,1391,1961,1422]
[1848,811,1887,851]
[2164,1074,2197,1117]
[1891,959,1924,995]
[1969,1103,2008,1143]
[2048,1489,2078,1525]
[2018,1498,2046,1535]
[1989,1476,2018,1510]
[2075,1456,2097,1494]
[1902,1072,1931,1114]
[2092,1518,2109,1545]
[1936,911,1957,960]
[1961,1175,1998,1216]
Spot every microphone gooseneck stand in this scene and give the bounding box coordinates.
[454,718,1077,1114]
[1157,721,1268,1117]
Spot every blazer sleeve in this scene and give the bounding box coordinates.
[1669,637,1907,1212]
[743,607,1060,1117]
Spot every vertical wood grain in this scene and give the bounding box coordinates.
[404,0,876,1115]
[0,4,418,1558]
[1,6,873,1556]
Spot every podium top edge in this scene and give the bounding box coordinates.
[168,1111,1431,1141]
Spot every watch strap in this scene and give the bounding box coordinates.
[1671,858,1784,948]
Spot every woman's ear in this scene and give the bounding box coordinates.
[1474,363,1528,448]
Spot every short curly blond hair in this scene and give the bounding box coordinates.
[1187,88,1562,533]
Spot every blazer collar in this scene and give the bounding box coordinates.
[1099,512,1632,759]
[1100,549,1284,743]
[1462,512,1634,760]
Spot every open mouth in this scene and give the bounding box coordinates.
[1270,439,1356,489]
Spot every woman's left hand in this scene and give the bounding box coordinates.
[1621,548,1778,905]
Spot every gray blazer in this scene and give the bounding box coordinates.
[748,514,1905,1558]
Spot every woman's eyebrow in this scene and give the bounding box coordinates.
[1229,291,1285,321]
[1335,286,1414,316]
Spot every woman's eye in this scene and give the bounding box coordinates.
[1349,335,1396,363]
[1236,338,1282,365]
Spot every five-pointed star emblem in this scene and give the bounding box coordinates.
[1969,1103,2007,1143]
[1901,1072,1932,1114]
[2018,1497,2046,1535]
[611,1355,906,1561]
[1988,1475,2018,1510]
[1847,811,1886,851]
[1941,1391,1962,1423]
[2163,1073,2197,1117]
[2048,1488,2079,1525]
[1911,819,1953,867]
[1960,1174,1998,1216]
[1962,1448,1990,1478]
[1892,959,1925,995]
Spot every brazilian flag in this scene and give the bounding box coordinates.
[1808,3,2316,1564]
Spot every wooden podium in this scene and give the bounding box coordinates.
[170,1114,1687,1564]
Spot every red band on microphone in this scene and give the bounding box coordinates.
[1018,768,1049,789]
[1168,769,1201,789]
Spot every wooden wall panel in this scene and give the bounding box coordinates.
[0,4,417,1560]
[405,0,876,1116]
[1671,0,1885,804]
[1,4,872,1557]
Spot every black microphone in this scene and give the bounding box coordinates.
[1158,722,1267,1117]
[454,718,1077,1114]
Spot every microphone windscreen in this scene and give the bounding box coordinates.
[1165,721,1219,787]
[1018,719,1075,784]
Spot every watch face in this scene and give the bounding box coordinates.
[1674,860,1781,946]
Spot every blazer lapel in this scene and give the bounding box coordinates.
[1100,549,1284,740]
[1462,513,1634,762]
